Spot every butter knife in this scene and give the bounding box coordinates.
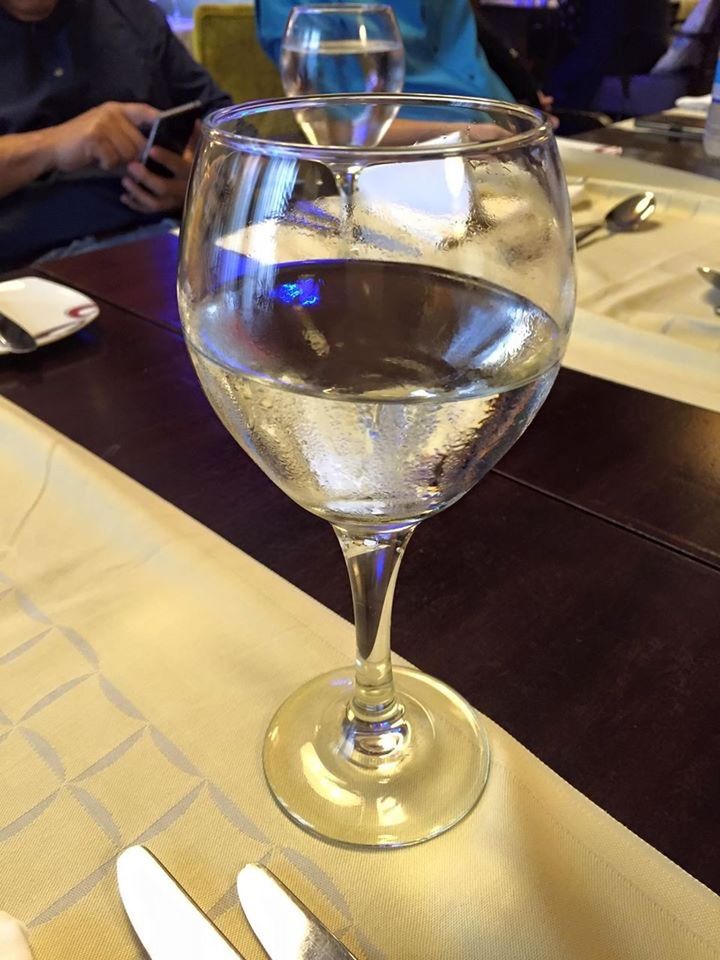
[117,845,244,960]
[0,311,36,353]
[237,864,358,960]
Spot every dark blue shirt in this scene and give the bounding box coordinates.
[0,0,231,266]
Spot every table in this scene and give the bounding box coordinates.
[39,234,720,569]
[1,260,716,896]
[3,128,720,896]
[580,124,720,182]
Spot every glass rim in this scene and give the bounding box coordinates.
[287,3,396,14]
[203,94,553,162]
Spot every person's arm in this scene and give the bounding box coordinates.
[0,130,57,201]
[0,102,158,202]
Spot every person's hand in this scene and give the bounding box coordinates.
[0,912,32,960]
[538,92,554,113]
[120,125,199,215]
[537,92,560,129]
[47,102,159,173]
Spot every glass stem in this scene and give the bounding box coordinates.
[334,523,415,726]
[330,162,362,255]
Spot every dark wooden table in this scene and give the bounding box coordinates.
[5,127,720,895]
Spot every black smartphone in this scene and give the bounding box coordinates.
[141,100,204,177]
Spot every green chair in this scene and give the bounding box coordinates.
[192,4,285,103]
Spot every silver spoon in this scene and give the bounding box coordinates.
[575,191,657,246]
[0,310,37,353]
[697,266,720,316]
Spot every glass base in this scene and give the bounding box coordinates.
[263,666,490,847]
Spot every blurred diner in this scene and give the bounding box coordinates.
[0,0,230,269]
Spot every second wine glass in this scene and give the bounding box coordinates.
[280,3,405,99]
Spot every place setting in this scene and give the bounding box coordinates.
[1,0,720,957]
[552,151,720,412]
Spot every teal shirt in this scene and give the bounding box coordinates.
[256,0,514,102]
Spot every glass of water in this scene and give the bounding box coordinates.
[179,95,575,847]
[280,3,405,98]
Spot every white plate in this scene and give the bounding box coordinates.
[0,276,99,356]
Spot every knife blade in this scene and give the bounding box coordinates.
[0,311,36,353]
[237,864,358,960]
[116,845,244,960]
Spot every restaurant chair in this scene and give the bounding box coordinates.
[192,4,284,103]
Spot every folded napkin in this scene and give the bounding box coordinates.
[0,396,718,960]
[0,914,32,960]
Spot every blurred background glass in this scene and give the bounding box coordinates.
[280,4,405,99]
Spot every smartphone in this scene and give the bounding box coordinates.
[141,100,204,177]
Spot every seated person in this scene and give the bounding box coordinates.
[0,0,231,268]
[549,0,668,110]
[652,0,718,75]
[472,8,555,113]
[255,0,514,101]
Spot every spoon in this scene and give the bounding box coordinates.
[697,266,720,316]
[575,191,657,246]
[0,310,37,353]
[698,266,720,289]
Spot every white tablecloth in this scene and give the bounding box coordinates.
[559,141,720,412]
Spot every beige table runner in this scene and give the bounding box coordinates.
[1,396,718,959]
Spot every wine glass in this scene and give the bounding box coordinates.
[280,4,405,97]
[178,95,575,847]
[280,4,405,147]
